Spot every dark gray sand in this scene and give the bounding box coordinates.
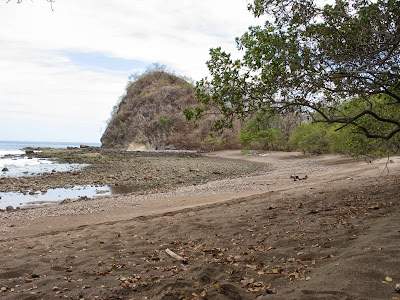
[0,151,399,299]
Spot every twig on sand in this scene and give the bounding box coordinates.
[379,154,393,176]
[165,248,188,264]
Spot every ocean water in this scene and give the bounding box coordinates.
[0,141,103,208]
[0,141,150,209]
[0,140,101,153]
[0,140,100,177]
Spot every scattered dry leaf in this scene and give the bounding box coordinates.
[288,272,300,279]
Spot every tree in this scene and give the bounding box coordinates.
[239,117,281,150]
[185,0,400,142]
[288,122,332,154]
[329,95,400,155]
[238,110,284,150]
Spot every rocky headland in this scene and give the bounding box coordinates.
[101,70,240,151]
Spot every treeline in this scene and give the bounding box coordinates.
[235,95,400,157]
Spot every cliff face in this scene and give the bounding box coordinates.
[101,71,215,150]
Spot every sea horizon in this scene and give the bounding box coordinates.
[0,140,101,153]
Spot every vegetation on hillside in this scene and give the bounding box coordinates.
[102,64,399,157]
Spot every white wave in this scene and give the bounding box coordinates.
[1,157,53,169]
[0,150,25,157]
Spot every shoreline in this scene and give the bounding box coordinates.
[0,148,268,210]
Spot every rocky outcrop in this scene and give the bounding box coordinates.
[101,71,238,150]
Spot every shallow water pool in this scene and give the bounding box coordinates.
[0,184,152,209]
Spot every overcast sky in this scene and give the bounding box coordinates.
[0,0,263,143]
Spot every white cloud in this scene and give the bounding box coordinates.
[0,0,262,143]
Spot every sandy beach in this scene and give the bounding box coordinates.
[0,151,399,299]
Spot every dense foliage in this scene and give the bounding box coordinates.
[239,121,281,150]
[288,95,400,156]
[185,0,400,148]
[237,110,303,150]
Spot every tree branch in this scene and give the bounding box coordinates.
[332,1,395,39]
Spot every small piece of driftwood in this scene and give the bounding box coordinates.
[165,248,188,264]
